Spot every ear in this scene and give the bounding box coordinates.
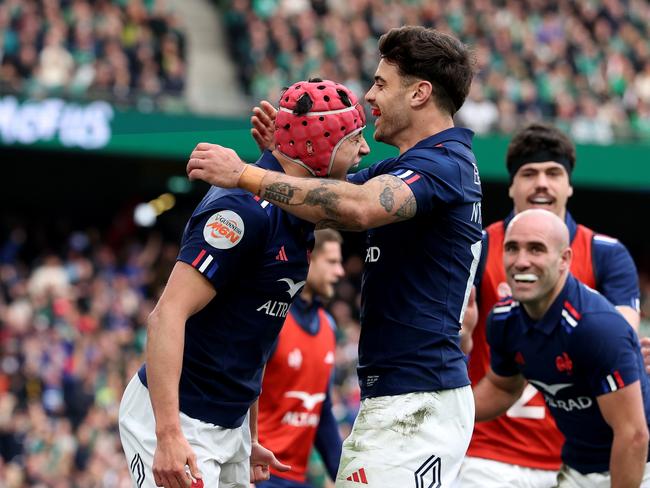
[559,246,572,271]
[567,183,574,199]
[410,80,433,108]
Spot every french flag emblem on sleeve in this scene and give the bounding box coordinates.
[602,370,625,393]
[191,249,218,278]
[392,169,421,185]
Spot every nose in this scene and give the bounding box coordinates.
[364,87,374,103]
[512,250,532,270]
[334,263,345,278]
[534,172,549,189]
[359,136,370,156]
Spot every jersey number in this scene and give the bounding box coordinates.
[506,384,545,420]
[459,240,482,323]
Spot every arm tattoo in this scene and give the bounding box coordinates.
[303,186,341,218]
[315,219,363,232]
[262,182,299,204]
[395,194,417,220]
[379,187,395,212]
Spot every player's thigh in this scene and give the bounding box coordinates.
[119,375,221,487]
[459,456,557,488]
[336,386,474,488]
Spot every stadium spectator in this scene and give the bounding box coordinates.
[220,0,650,141]
[0,0,186,107]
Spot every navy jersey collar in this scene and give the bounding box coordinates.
[291,295,323,335]
[523,274,578,335]
[504,211,579,243]
[407,127,474,153]
[255,150,285,173]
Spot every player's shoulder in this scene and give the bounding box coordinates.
[568,281,626,330]
[186,187,272,242]
[194,187,270,221]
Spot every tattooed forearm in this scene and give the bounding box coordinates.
[395,194,417,220]
[303,187,341,218]
[315,219,364,232]
[379,187,395,212]
[263,182,299,204]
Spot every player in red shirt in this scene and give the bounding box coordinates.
[459,122,640,487]
[256,229,345,488]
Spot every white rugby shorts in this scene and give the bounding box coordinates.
[459,456,558,488]
[119,374,251,488]
[335,386,474,487]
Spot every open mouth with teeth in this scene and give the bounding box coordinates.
[513,273,538,283]
[528,196,554,205]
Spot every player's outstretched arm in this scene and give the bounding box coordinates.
[598,380,649,488]
[187,143,416,231]
[473,368,526,422]
[146,262,216,487]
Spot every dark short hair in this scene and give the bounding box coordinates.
[378,26,475,115]
[506,122,576,180]
[313,229,343,255]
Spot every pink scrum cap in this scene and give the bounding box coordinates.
[275,78,366,176]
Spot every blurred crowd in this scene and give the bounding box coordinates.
[0,225,364,487]
[0,0,186,110]
[221,0,650,143]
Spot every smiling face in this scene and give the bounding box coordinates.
[508,161,574,219]
[364,59,413,147]
[503,209,572,319]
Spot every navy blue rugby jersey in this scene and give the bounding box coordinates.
[348,127,483,398]
[487,275,650,474]
[138,151,314,428]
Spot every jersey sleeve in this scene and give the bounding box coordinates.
[486,311,520,377]
[385,150,467,216]
[177,196,269,291]
[592,236,640,310]
[347,166,373,184]
[571,311,644,397]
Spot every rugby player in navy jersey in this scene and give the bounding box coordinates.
[460,122,641,487]
[187,26,481,487]
[118,79,369,488]
[474,209,650,487]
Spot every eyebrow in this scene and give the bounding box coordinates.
[374,75,386,83]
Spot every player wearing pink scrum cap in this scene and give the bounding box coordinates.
[275,78,366,178]
[119,78,368,488]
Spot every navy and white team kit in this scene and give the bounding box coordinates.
[488,274,650,475]
[120,152,315,487]
[348,127,483,399]
[337,127,483,487]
